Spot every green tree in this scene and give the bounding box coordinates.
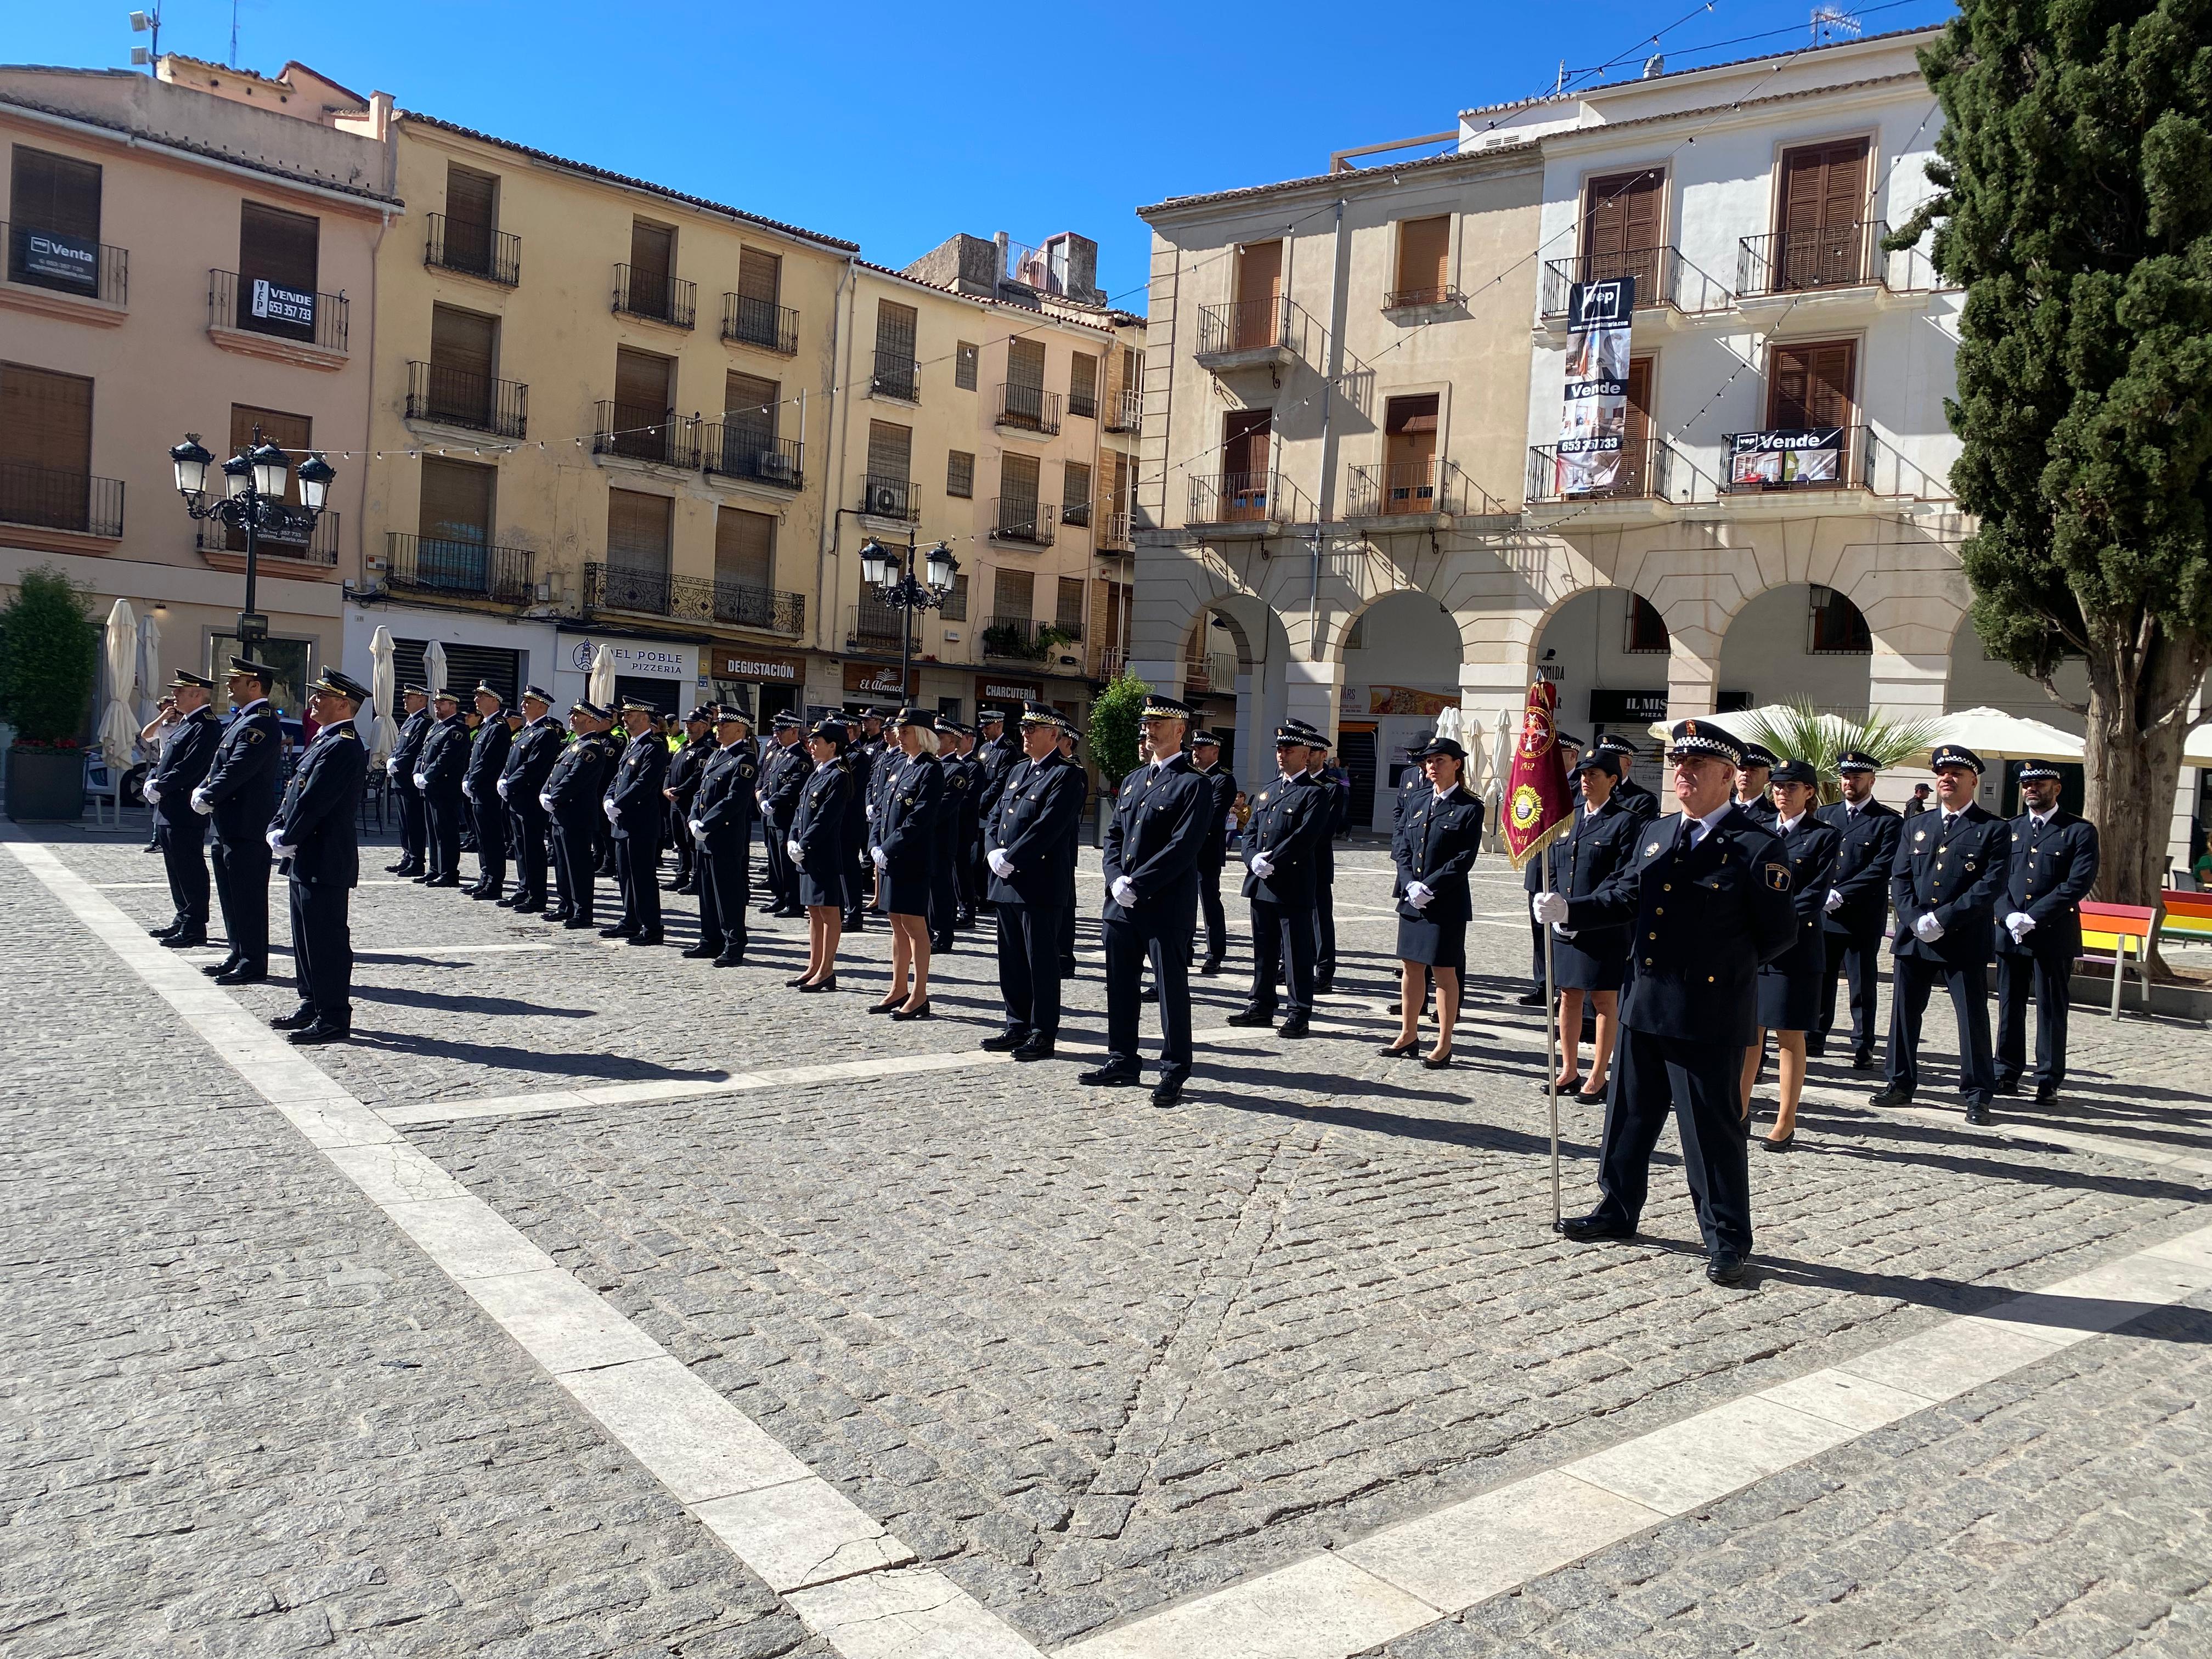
[0,566,99,746]
[1892,0,2212,947]
[1086,670,1149,786]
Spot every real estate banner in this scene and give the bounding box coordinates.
[1726,426,1843,488]
[1556,276,1635,494]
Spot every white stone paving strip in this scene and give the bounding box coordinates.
[3,838,1049,1659]
[1796,1079,2212,1181]
[1058,1222,2212,1659]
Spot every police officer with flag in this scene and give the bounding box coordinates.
[1534,719,1796,1286]
[1995,759,2100,1104]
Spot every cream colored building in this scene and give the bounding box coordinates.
[0,58,389,716]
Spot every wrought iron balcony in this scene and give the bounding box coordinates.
[384,532,534,603]
[871,349,919,402]
[703,423,803,490]
[1105,387,1143,432]
[1383,284,1464,310]
[3,221,127,304]
[1194,296,1306,368]
[1187,469,1311,527]
[208,268,347,351]
[0,461,123,537]
[1539,245,1731,317]
[583,561,805,634]
[1345,458,1480,520]
[407,360,528,438]
[859,473,917,521]
[996,383,1062,436]
[424,214,519,285]
[199,507,338,563]
[1737,221,1886,298]
[1526,436,1684,505]
[1068,383,1098,420]
[847,595,907,652]
[612,264,696,328]
[1060,498,1092,528]
[593,401,699,468]
[990,498,1056,548]
[981,616,1079,661]
[722,292,799,354]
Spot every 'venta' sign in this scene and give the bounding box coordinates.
[19,229,96,291]
[251,278,316,329]
[1554,276,1635,495]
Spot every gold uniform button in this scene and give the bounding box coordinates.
[1707,975,1716,983]
[1655,907,1664,916]
[1649,932,1658,940]
[1644,957,1653,966]
[1663,883,1672,891]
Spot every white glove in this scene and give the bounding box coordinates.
[604,799,621,822]
[190,788,213,815]
[496,778,510,799]
[537,793,554,812]
[1406,880,1434,910]
[1825,888,1844,915]
[988,848,1015,880]
[264,825,285,851]
[464,782,477,800]
[386,758,399,777]
[412,772,428,789]
[1532,891,1570,927]
[871,846,888,870]
[142,780,162,805]
[690,820,707,844]
[1914,911,1945,943]
[2007,910,2036,943]
[866,803,876,821]
[1111,876,1137,909]
[787,838,804,865]
[1249,852,1275,880]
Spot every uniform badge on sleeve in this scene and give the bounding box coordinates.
[1645,842,1660,855]
[1764,863,1791,890]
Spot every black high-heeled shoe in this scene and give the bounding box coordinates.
[1378,1039,1421,1057]
[785,973,813,988]
[891,1000,933,1022]
[1575,1081,1610,1104]
[866,997,904,1015]
[798,975,838,994]
[1421,1047,1454,1070]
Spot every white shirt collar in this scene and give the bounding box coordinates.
[1779,809,1806,832]
[235,697,268,716]
[2030,806,2057,826]
[1689,799,1733,843]
[1434,781,1460,802]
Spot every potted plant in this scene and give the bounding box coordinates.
[1738,699,1944,805]
[0,566,100,822]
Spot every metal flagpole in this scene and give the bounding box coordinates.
[1544,836,1560,1224]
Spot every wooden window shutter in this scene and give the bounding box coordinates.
[942,573,969,621]
[418,456,495,545]
[1063,460,1092,516]
[1070,353,1097,402]
[1395,217,1450,299]
[866,420,911,479]
[1000,451,1040,501]
[614,347,672,416]
[629,220,674,287]
[1767,341,1855,428]
[228,403,312,501]
[1007,337,1046,390]
[715,505,775,590]
[0,362,94,474]
[445,164,496,228]
[736,247,780,304]
[725,371,778,437]
[1235,240,1282,310]
[239,200,319,295]
[1108,452,1131,513]
[946,451,974,498]
[606,488,672,572]
[993,568,1034,621]
[431,305,497,381]
[955,342,979,390]
[10,146,102,241]
[874,300,917,358]
[1056,577,1084,631]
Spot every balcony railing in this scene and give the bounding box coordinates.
[1737,221,1887,298]
[1068,383,1098,420]
[208,268,348,351]
[1526,436,1680,505]
[996,382,1062,436]
[1105,387,1143,432]
[385,532,534,603]
[1098,507,1134,550]
[1539,244,1732,317]
[1182,653,1242,694]
[1346,458,1478,519]
[703,423,804,490]
[1060,498,1092,528]
[594,401,699,468]
[859,473,918,521]
[3,222,127,304]
[722,292,799,354]
[0,461,123,537]
[200,507,338,564]
[1860,430,1956,500]
[981,616,1079,661]
[990,498,1056,548]
[847,596,907,652]
[871,348,920,402]
[584,561,805,634]
[424,214,520,286]
[407,360,528,438]
[1188,469,1312,526]
[1720,425,1870,494]
[1384,284,1464,310]
[612,264,696,328]
[1195,296,1306,361]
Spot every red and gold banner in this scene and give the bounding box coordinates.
[1504,680,1574,871]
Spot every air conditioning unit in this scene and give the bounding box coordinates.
[870,486,902,516]
[757,450,794,481]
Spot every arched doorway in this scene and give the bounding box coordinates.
[1716,583,1875,716]
[1341,590,1462,830]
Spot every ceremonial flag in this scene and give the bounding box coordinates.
[1504,680,1574,870]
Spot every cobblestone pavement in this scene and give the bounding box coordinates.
[5,823,2208,1655]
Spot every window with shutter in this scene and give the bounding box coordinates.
[0,361,94,531]
[874,301,916,357]
[1775,141,1870,287]
[955,342,979,391]
[1056,577,1084,633]
[1234,240,1282,348]
[715,506,775,592]
[946,451,974,498]
[1766,340,1855,429]
[993,568,1034,623]
[867,421,911,479]
[614,347,672,422]
[1068,353,1097,416]
[9,146,101,294]
[737,247,780,305]
[237,201,319,336]
[427,305,499,426]
[606,489,672,574]
[443,164,497,272]
[941,573,968,622]
[1000,451,1040,507]
[416,458,495,590]
[1221,410,1272,517]
[725,371,778,437]
[1579,170,1662,297]
[629,219,675,317]
[226,403,312,548]
[1616,357,1654,496]
[1392,217,1451,305]
[1062,460,1091,525]
[1007,337,1045,391]
[1381,395,1438,512]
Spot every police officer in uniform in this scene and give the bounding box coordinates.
[1227,723,1335,1037]
[1813,750,1903,1067]
[414,689,470,887]
[465,682,512,900]
[1536,719,1796,1285]
[1081,695,1212,1108]
[543,701,617,928]
[758,711,809,916]
[1733,744,1780,827]
[982,704,1088,1060]
[686,706,760,966]
[1596,732,1660,821]
[843,710,884,932]
[1304,736,1347,995]
[145,669,222,946]
[1055,719,1089,978]
[498,687,563,911]
[929,720,969,952]
[385,684,432,874]
[973,707,1022,912]
[264,670,370,1045]
[603,697,670,944]
[941,720,983,929]
[664,706,714,894]
[191,656,285,984]
[1870,744,2008,1122]
[1189,730,1237,975]
[1995,760,2100,1103]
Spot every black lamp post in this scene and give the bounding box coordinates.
[169,426,335,652]
[858,533,958,702]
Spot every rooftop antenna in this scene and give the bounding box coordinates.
[127,5,160,70]
[1810,5,1861,46]
[230,0,240,67]
[1556,59,1566,95]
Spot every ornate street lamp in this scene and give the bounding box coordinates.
[170,426,336,651]
[858,534,958,702]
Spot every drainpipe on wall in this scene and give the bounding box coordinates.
[816,255,859,665]
[1308,199,1346,697]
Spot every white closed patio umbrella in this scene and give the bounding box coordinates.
[366,625,398,760]
[588,643,616,708]
[98,598,139,772]
[1916,706,2086,764]
[2185,724,2212,768]
[422,640,449,703]
[136,612,162,730]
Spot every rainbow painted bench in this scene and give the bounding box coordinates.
[2159,888,2212,944]
[2079,901,2156,1017]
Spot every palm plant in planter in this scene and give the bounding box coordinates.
[1737,699,1944,807]
[0,566,100,821]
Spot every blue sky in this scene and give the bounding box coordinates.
[15,0,1954,303]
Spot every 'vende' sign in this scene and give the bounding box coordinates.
[251,278,315,329]
[1554,276,1635,494]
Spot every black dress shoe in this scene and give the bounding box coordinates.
[1803,1040,1826,1059]
[513,898,545,915]
[213,964,268,986]
[1852,1050,1877,1070]
[543,907,572,923]
[149,922,179,939]
[268,1007,318,1031]
[627,932,663,947]
[1706,1253,1747,1286]
[1554,1213,1636,1242]
[866,997,904,1015]
[712,953,744,968]
[1420,1049,1453,1070]
[798,976,838,994]
[1198,957,1222,978]
[1276,1015,1310,1039]
[471,888,503,901]
[160,932,208,950]
[424,877,460,888]
[1139,984,1159,1002]
[1011,1039,1056,1062]
[562,918,595,930]
[1313,977,1334,997]
[785,973,813,988]
[287,1022,351,1046]
[495,894,522,908]
[1150,1079,1184,1109]
[979,1031,1029,1052]
[1991,1075,2021,1097]
[600,923,638,939]
[890,1000,933,1022]
[1760,1130,1796,1152]
[1078,1065,1139,1087]
[1223,1006,1276,1028]
[2034,1083,2059,1105]
[1515,990,1547,1007]
[1867,1086,1914,1107]
[201,956,239,977]
[1964,1102,1994,1126]
[390,862,423,877]
[682,943,719,959]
